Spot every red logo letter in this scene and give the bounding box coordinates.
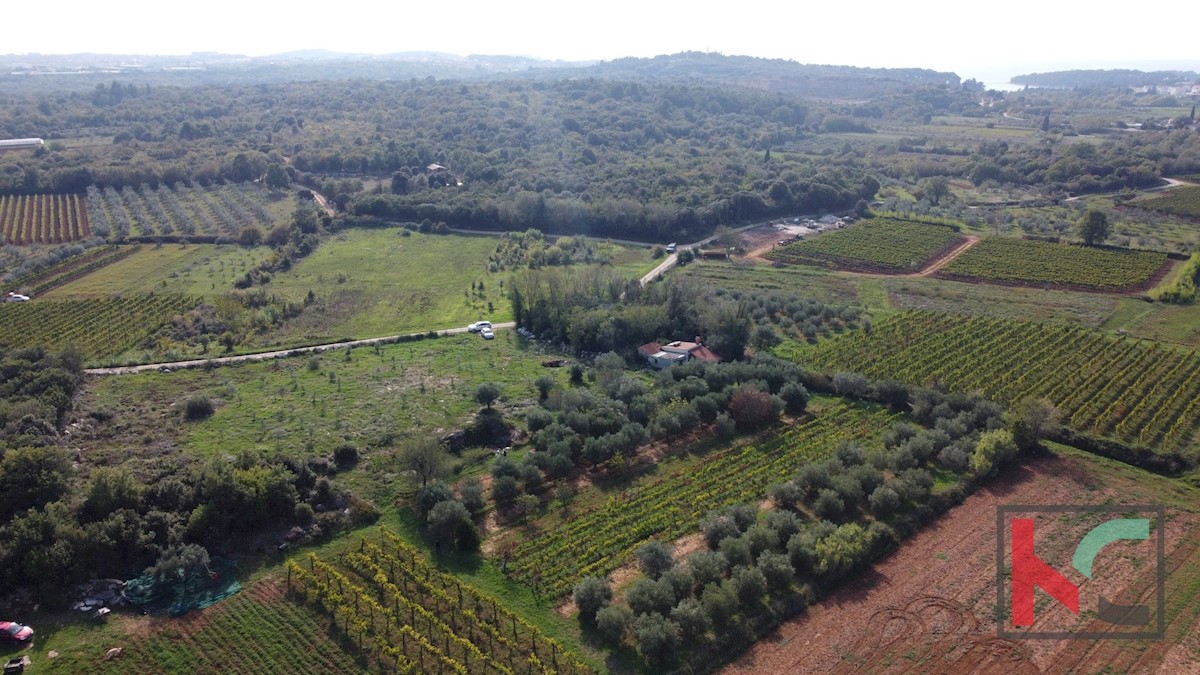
[1012,518,1079,626]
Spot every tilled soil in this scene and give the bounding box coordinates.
[722,453,1200,674]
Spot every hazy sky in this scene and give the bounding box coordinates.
[7,0,1197,81]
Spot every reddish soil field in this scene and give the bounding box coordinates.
[723,450,1200,674]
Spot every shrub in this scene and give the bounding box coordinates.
[332,443,359,470]
[832,372,869,399]
[596,604,633,644]
[572,576,612,623]
[635,540,675,580]
[459,477,486,514]
[414,482,455,518]
[626,577,674,617]
[718,535,753,567]
[686,550,728,589]
[632,612,682,668]
[971,428,1019,477]
[779,382,809,413]
[812,488,845,520]
[727,387,782,430]
[701,514,741,550]
[184,395,215,421]
[670,598,711,643]
[427,499,473,550]
[869,485,902,517]
[757,551,795,591]
[731,565,768,611]
[937,446,970,472]
[814,522,873,580]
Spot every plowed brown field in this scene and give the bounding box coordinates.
[723,449,1200,675]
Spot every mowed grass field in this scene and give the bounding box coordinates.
[42,244,271,298]
[250,229,656,346]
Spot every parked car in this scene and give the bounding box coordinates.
[467,320,492,333]
[480,327,495,340]
[665,243,677,253]
[0,621,33,644]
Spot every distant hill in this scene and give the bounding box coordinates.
[1012,69,1199,88]
[0,50,959,99]
[570,52,960,99]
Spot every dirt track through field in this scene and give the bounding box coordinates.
[722,453,1200,675]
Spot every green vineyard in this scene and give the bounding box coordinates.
[5,244,142,296]
[0,294,197,359]
[287,528,593,674]
[509,402,896,598]
[807,311,1200,455]
[766,216,962,272]
[938,238,1167,290]
[1137,185,1200,218]
[0,193,90,245]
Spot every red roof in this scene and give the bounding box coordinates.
[638,342,662,355]
[690,345,721,363]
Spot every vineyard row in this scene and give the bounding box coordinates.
[808,311,1200,455]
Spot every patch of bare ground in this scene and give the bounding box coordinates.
[722,452,1200,675]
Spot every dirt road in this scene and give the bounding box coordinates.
[85,323,515,375]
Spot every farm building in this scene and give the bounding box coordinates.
[638,340,721,369]
[0,138,45,151]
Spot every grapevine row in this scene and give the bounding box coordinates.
[808,311,1200,456]
[509,403,895,597]
[0,294,197,359]
[286,529,592,674]
[937,238,1166,290]
[766,217,962,272]
[0,194,90,245]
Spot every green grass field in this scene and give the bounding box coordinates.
[78,332,568,497]
[248,230,655,347]
[42,244,272,298]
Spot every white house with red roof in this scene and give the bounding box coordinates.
[638,339,721,369]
